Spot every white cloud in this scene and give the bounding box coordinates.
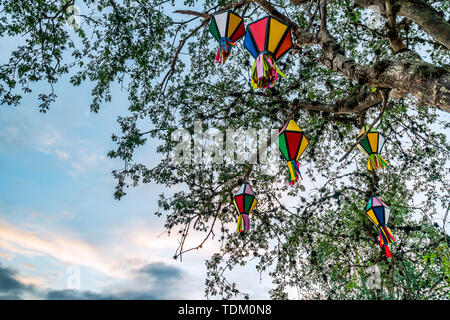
[70,150,107,174]
[55,150,70,160]
[0,217,209,299]
[0,217,209,280]
[15,276,46,287]
[0,219,121,278]
[0,251,14,261]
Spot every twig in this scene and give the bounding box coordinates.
[160,0,252,92]
[339,89,390,162]
[385,0,406,53]
[320,0,327,30]
[174,10,211,19]
[160,21,208,92]
[443,202,449,241]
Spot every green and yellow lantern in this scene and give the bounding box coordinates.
[356,125,389,171]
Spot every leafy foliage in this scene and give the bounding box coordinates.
[1,0,449,299]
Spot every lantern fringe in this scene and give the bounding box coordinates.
[215,38,236,65]
[287,160,302,185]
[251,54,285,89]
[236,214,250,233]
[368,153,389,171]
[378,225,395,257]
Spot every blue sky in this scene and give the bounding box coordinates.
[0,73,271,299]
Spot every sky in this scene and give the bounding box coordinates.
[0,61,276,300]
[0,1,282,299]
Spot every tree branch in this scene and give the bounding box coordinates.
[320,0,327,30]
[339,89,389,162]
[384,0,407,53]
[173,10,211,19]
[355,0,450,49]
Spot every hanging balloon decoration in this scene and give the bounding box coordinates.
[233,183,257,233]
[209,10,245,64]
[243,16,293,89]
[356,125,389,171]
[276,120,309,185]
[365,196,396,257]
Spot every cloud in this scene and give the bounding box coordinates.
[35,128,64,153]
[44,289,162,300]
[45,289,116,300]
[121,225,221,259]
[55,150,70,160]
[0,219,118,277]
[45,262,186,300]
[0,117,34,148]
[0,218,188,280]
[15,276,45,287]
[69,150,106,174]
[0,264,36,299]
[0,114,106,174]
[0,251,14,261]
[0,261,187,300]
[138,262,182,280]
[0,218,200,299]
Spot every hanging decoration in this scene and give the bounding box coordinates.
[365,196,396,257]
[209,10,245,64]
[276,120,309,185]
[356,125,389,171]
[233,182,257,233]
[243,16,293,89]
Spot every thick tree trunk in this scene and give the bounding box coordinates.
[369,51,450,111]
[179,0,450,113]
[318,30,450,112]
[355,0,450,49]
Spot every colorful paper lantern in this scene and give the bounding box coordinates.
[365,196,396,257]
[233,183,257,233]
[276,120,309,185]
[356,125,389,171]
[209,10,245,64]
[244,15,293,89]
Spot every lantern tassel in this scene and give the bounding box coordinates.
[236,214,250,233]
[378,226,395,257]
[215,38,236,65]
[287,160,302,185]
[251,54,285,89]
[368,153,389,171]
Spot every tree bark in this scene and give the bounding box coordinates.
[355,0,450,49]
[177,0,450,113]
[317,30,449,112]
[369,51,450,111]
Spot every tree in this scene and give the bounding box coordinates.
[1,0,449,299]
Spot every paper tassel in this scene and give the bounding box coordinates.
[236,214,250,233]
[215,38,237,65]
[368,153,389,171]
[379,226,395,257]
[251,54,285,89]
[287,160,302,185]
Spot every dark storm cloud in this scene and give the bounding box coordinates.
[45,289,162,300]
[0,264,36,299]
[2,262,186,300]
[138,262,183,280]
[45,289,116,300]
